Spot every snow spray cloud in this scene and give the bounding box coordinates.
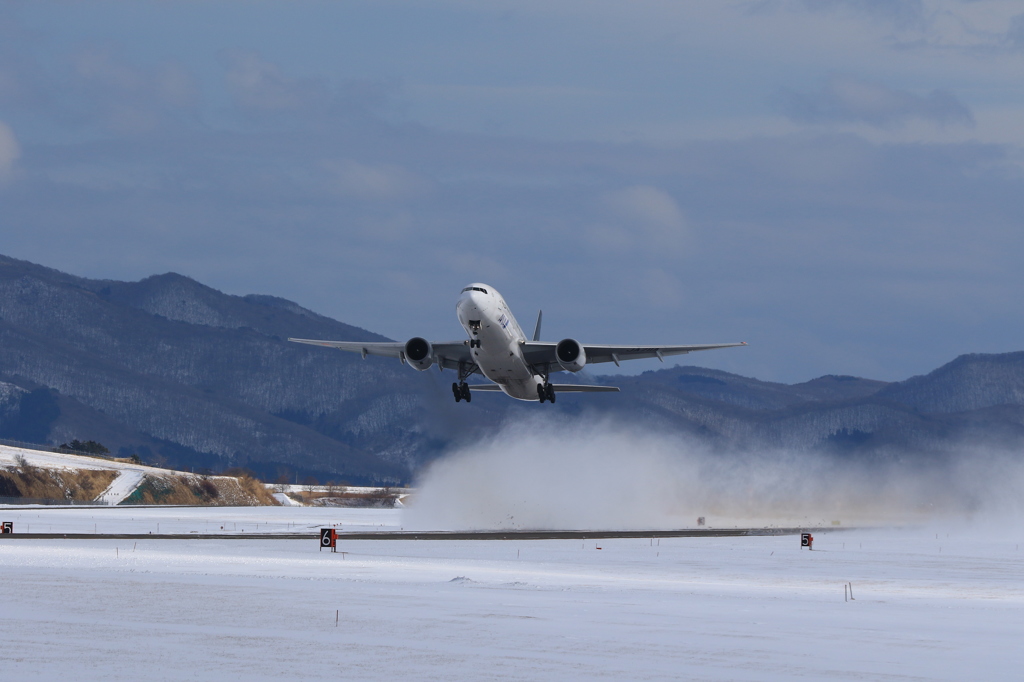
[403,417,1024,531]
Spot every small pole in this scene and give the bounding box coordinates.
[336,610,339,627]
[849,583,854,600]
[845,584,848,602]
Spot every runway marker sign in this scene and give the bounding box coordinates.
[320,528,337,552]
[1,521,12,534]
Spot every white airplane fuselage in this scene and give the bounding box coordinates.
[456,284,543,400]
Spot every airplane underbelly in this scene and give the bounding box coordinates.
[500,377,544,401]
[475,331,535,393]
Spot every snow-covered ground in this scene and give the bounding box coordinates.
[0,444,255,505]
[0,444,164,475]
[0,506,399,534]
[0,507,1021,680]
[271,484,413,494]
[94,469,147,506]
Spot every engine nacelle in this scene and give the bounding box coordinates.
[555,338,587,372]
[404,337,433,371]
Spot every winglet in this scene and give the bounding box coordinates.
[533,310,543,342]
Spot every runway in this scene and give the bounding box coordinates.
[0,527,831,540]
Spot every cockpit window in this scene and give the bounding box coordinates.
[461,286,488,294]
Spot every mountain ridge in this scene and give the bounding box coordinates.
[1,253,1022,480]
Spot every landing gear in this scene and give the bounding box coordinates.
[452,382,471,403]
[537,382,555,403]
[452,360,475,404]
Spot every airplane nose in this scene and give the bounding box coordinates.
[461,290,485,310]
[457,293,477,320]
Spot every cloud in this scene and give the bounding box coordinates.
[792,0,926,29]
[0,64,23,103]
[2,3,1023,385]
[639,268,685,309]
[223,50,327,113]
[325,159,431,202]
[778,75,974,128]
[221,51,399,128]
[0,120,19,180]
[595,185,689,256]
[1007,13,1024,50]
[67,49,200,135]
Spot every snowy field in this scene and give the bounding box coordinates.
[1,507,1021,681]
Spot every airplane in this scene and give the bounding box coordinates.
[289,283,746,403]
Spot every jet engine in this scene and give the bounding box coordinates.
[555,338,587,372]
[404,337,434,371]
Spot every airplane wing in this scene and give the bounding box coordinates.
[521,341,747,369]
[288,338,476,370]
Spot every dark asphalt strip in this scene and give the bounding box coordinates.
[0,527,836,541]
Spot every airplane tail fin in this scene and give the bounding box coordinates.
[533,310,542,341]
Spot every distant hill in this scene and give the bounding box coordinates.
[0,255,434,483]
[1,253,1022,481]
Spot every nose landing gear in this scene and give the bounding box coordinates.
[537,382,555,403]
[452,382,471,403]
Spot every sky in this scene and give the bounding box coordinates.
[1,0,1023,383]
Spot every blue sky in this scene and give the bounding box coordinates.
[1,1,1023,382]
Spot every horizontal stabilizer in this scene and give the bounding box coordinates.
[550,384,619,392]
[467,383,619,393]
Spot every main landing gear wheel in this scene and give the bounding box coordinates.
[537,382,555,403]
[453,382,471,403]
